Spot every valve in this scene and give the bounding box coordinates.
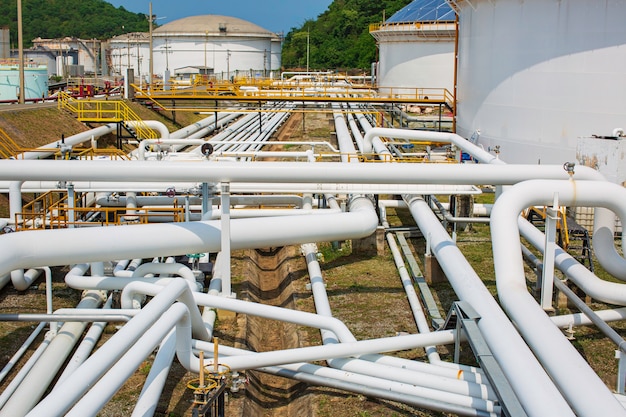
[563,162,575,176]
[165,187,176,198]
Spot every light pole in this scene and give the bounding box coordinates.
[204,31,208,71]
[17,0,25,104]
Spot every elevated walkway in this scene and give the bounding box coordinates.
[131,80,455,114]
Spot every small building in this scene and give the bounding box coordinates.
[173,66,214,81]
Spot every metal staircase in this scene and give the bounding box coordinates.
[57,91,158,140]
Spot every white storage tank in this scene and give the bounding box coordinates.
[370,0,456,96]
[453,0,626,165]
[109,15,282,82]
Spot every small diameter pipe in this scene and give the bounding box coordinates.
[403,194,575,417]
[261,365,497,417]
[193,281,496,405]
[490,179,626,417]
[0,330,54,410]
[551,307,626,329]
[132,329,177,417]
[0,322,46,385]
[55,296,114,385]
[521,245,626,351]
[384,228,441,362]
[303,236,487,386]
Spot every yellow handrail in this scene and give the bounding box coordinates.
[0,127,22,159]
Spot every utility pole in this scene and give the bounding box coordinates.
[306,25,310,74]
[17,0,25,104]
[149,2,153,89]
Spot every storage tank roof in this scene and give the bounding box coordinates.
[387,0,455,23]
[154,15,276,37]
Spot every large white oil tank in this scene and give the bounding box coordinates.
[453,0,626,165]
[370,0,456,96]
[153,15,281,81]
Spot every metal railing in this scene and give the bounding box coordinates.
[16,190,184,230]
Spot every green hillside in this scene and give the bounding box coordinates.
[281,0,412,70]
[0,0,149,47]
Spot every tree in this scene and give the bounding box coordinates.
[281,0,412,70]
[0,0,149,47]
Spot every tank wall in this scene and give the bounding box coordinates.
[152,37,278,80]
[378,41,454,92]
[456,0,626,165]
[0,67,48,100]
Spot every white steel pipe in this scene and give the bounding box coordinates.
[132,263,200,290]
[403,195,575,417]
[65,264,198,292]
[0,331,53,410]
[120,281,209,341]
[0,290,106,417]
[64,303,189,417]
[551,307,626,328]
[363,128,503,165]
[519,217,626,305]
[55,296,114,385]
[490,179,626,417]
[593,206,626,280]
[206,344,498,417]
[0,197,377,276]
[0,159,603,184]
[25,280,192,417]
[132,329,176,417]
[18,123,117,160]
[126,120,169,139]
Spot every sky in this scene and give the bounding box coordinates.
[105,0,334,35]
